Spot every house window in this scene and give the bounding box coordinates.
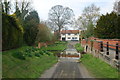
[75,33,78,35]
[75,37,77,39]
[68,33,71,35]
[68,37,71,39]
[72,37,74,39]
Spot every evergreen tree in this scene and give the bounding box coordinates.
[24,11,40,46]
[94,12,120,39]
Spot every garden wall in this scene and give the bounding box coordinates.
[81,37,120,69]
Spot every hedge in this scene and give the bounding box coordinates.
[2,13,23,51]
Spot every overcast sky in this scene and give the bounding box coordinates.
[32,0,115,20]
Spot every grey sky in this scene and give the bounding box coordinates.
[32,0,115,20]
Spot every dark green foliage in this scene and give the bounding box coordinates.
[45,51,52,56]
[94,12,120,39]
[23,11,40,46]
[27,53,33,57]
[12,51,26,60]
[35,52,41,57]
[11,46,54,60]
[39,50,44,55]
[2,13,23,51]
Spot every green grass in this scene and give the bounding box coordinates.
[41,41,67,51]
[81,54,120,78]
[55,41,67,44]
[75,43,84,52]
[2,46,57,78]
[2,41,67,78]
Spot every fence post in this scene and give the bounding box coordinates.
[100,41,103,52]
[115,43,119,60]
[91,41,93,51]
[106,42,109,55]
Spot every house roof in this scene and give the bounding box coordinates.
[60,30,79,34]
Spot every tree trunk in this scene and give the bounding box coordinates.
[58,27,61,40]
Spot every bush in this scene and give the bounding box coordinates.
[35,52,41,57]
[28,53,33,57]
[39,50,44,55]
[12,51,26,60]
[25,47,39,53]
[44,51,51,56]
[94,12,120,39]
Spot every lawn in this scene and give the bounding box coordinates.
[2,46,57,78]
[41,41,67,51]
[75,43,84,53]
[81,54,120,78]
[2,41,67,78]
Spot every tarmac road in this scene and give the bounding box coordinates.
[40,57,93,79]
[51,58,82,78]
[40,41,94,79]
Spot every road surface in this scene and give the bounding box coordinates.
[52,58,83,78]
[40,41,93,79]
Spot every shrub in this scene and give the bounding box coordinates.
[12,51,26,60]
[39,50,44,55]
[44,51,50,56]
[35,52,41,57]
[28,53,33,57]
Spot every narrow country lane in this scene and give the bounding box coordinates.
[51,58,82,78]
[40,41,94,79]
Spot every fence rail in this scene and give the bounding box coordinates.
[81,39,120,69]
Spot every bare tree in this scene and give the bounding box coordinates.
[76,4,100,28]
[48,5,75,38]
[46,21,58,31]
[2,0,11,14]
[82,4,100,27]
[14,0,33,20]
[75,16,87,30]
[113,0,120,15]
[76,4,100,38]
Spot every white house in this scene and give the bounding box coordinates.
[60,30,80,41]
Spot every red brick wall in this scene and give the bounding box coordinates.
[96,39,120,50]
[81,37,120,51]
[87,40,91,46]
[38,41,54,48]
[93,41,101,50]
[81,39,87,46]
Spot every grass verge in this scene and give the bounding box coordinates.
[41,41,67,51]
[81,54,120,78]
[75,43,84,53]
[2,46,57,78]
